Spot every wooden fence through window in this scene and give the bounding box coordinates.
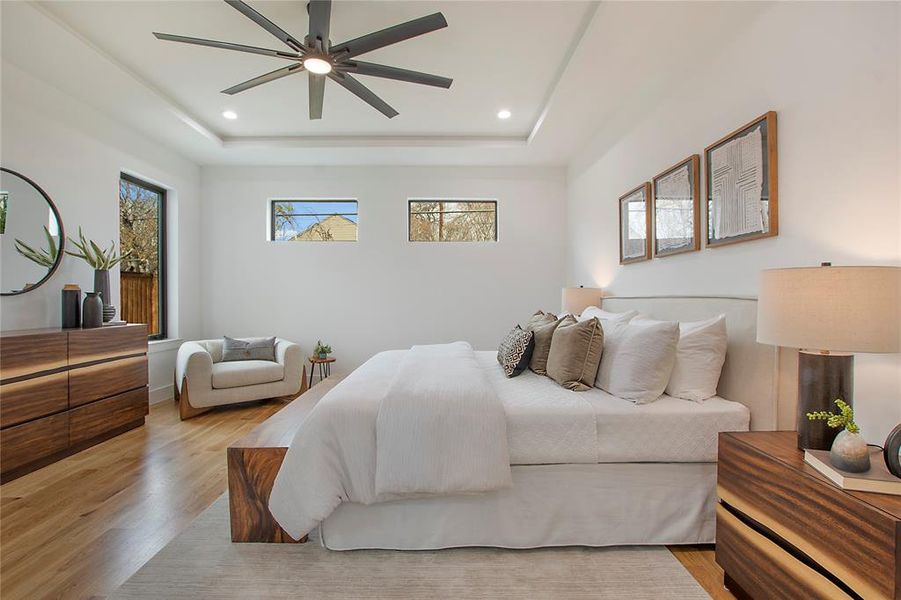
[121,271,158,335]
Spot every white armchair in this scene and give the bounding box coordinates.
[174,338,306,420]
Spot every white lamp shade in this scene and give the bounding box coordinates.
[561,287,603,315]
[757,266,901,353]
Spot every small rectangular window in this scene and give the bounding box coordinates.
[119,174,166,340]
[271,200,358,241]
[408,200,497,242]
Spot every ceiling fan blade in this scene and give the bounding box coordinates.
[224,0,306,53]
[309,74,325,119]
[328,72,398,118]
[307,0,331,51]
[153,32,300,60]
[222,63,304,95]
[339,60,452,89]
[330,13,447,59]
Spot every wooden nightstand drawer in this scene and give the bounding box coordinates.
[716,504,853,600]
[69,356,148,408]
[718,432,901,600]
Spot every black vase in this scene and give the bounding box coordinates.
[82,292,103,329]
[94,269,116,323]
[94,269,110,305]
[61,285,81,328]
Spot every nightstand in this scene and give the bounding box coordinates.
[716,431,901,600]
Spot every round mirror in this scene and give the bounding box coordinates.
[1,168,65,296]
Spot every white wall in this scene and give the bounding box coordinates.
[0,63,203,398]
[566,2,901,442]
[200,166,566,372]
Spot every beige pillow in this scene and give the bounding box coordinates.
[546,316,604,391]
[529,317,563,375]
[524,310,556,331]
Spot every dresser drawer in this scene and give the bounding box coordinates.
[69,387,148,446]
[68,356,148,408]
[0,412,69,473]
[0,372,69,427]
[716,504,853,600]
[0,331,67,381]
[68,325,147,366]
[718,435,896,599]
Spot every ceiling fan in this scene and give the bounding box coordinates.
[153,0,452,119]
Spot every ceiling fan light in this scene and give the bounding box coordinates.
[303,57,332,75]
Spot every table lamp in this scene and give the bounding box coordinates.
[562,286,603,316]
[757,264,900,450]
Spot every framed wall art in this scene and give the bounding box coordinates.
[652,154,700,257]
[618,182,651,264]
[704,111,778,247]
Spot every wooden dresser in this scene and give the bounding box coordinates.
[0,324,149,482]
[717,431,901,600]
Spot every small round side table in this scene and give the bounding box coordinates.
[308,356,336,388]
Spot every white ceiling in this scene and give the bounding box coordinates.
[1,1,770,166]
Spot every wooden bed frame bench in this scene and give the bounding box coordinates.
[227,377,341,543]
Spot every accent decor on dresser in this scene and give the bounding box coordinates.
[0,324,148,482]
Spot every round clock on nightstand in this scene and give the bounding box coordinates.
[885,423,901,478]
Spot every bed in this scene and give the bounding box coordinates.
[227,296,778,549]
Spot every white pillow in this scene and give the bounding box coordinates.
[595,320,679,404]
[579,306,638,323]
[664,315,727,402]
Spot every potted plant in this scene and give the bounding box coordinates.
[807,399,870,472]
[314,340,332,359]
[65,227,130,322]
[14,226,59,268]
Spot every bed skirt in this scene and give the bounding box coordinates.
[319,462,716,550]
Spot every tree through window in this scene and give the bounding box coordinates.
[271,200,358,241]
[408,200,497,242]
[119,174,166,339]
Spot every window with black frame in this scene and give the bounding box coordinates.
[270,200,358,241]
[119,174,166,340]
[408,200,497,242]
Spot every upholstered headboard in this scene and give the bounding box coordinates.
[601,296,778,431]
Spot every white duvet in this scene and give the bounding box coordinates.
[268,346,748,540]
[269,343,513,540]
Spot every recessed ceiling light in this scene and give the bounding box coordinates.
[497,109,512,120]
[222,110,238,120]
[303,56,332,75]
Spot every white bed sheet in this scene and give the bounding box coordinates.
[320,462,718,550]
[476,351,750,464]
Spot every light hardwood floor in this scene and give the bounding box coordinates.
[1,397,735,600]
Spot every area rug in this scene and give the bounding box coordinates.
[112,496,710,599]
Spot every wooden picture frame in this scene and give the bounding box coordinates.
[704,111,778,247]
[652,155,700,258]
[618,182,651,264]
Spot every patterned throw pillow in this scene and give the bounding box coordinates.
[497,325,535,378]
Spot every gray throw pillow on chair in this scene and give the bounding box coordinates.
[221,336,277,362]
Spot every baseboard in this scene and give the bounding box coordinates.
[150,383,175,404]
